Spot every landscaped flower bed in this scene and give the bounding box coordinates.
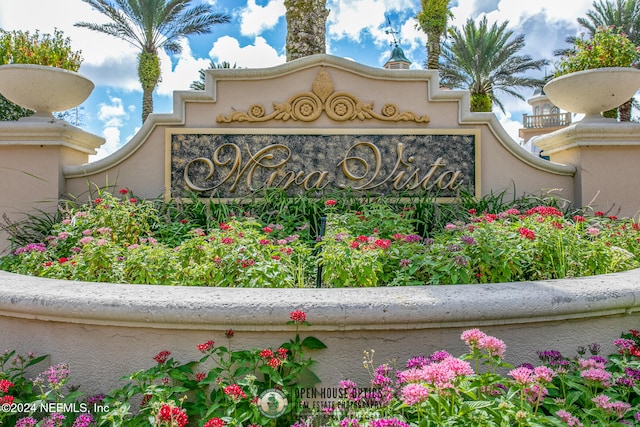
[1,189,639,286]
[1,311,640,426]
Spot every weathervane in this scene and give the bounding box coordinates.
[385,16,400,47]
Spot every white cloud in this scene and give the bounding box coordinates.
[97,97,129,128]
[209,36,285,68]
[156,40,211,96]
[239,0,286,36]
[91,126,122,161]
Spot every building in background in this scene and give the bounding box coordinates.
[519,87,572,157]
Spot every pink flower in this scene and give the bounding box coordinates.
[509,366,533,385]
[556,410,583,427]
[325,199,337,206]
[79,236,94,245]
[580,368,611,384]
[400,383,429,405]
[533,365,556,383]
[478,335,507,358]
[586,227,600,236]
[461,328,487,347]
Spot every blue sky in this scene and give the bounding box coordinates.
[0,0,595,161]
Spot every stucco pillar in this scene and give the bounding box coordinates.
[0,120,104,254]
[535,120,640,218]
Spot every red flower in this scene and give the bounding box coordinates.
[225,329,235,339]
[58,257,69,264]
[325,199,337,207]
[44,261,53,267]
[374,239,391,249]
[268,357,282,368]
[277,347,288,359]
[518,227,536,240]
[196,372,207,382]
[259,239,271,245]
[259,349,274,358]
[223,384,247,400]
[180,219,188,224]
[608,215,618,220]
[153,350,171,364]
[468,208,477,215]
[118,188,129,194]
[93,198,102,204]
[349,241,359,249]
[129,198,137,204]
[221,237,234,245]
[595,211,605,217]
[0,379,13,393]
[158,404,188,427]
[262,226,273,233]
[357,235,369,243]
[0,396,14,405]
[573,215,585,223]
[204,418,226,427]
[219,222,231,231]
[197,340,215,353]
[290,309,306,324]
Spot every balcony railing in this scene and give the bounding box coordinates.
[522,112,572,129]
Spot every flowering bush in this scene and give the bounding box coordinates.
[315,328,640,427]
[2,189,640,286]
[319,206,640,286]
[4,319,640,426]
[101,310,325,427]
[554,25,640,77]
[3,311,324,427]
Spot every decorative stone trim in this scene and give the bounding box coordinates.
[216,70,431,124]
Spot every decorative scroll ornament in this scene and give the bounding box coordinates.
[216,70,430,124]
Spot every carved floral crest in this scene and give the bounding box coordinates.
[216,70,430,124]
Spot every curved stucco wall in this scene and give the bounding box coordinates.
[1,269,639,396]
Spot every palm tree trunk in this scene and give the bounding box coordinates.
[142,87,154,123]
[285,0,329,61]
[426,38,440,69]
[619,99,632,122]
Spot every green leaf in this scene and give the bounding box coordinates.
[301,336,327,350]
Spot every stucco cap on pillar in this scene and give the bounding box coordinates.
[0,119,105,155]
[535,120,640,156]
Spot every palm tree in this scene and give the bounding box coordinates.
[575,0,640,120]
[415,0,452,70]
[284,0,329,61]
[190,61,237,90]
[439,16,549,113]
[75,0,230,123]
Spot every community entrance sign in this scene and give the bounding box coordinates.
[167,129,479,199]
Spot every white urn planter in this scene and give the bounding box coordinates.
[543,67,640,122]
[0,64,94,121]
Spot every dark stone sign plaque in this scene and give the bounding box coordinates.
[167,130,479,199]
